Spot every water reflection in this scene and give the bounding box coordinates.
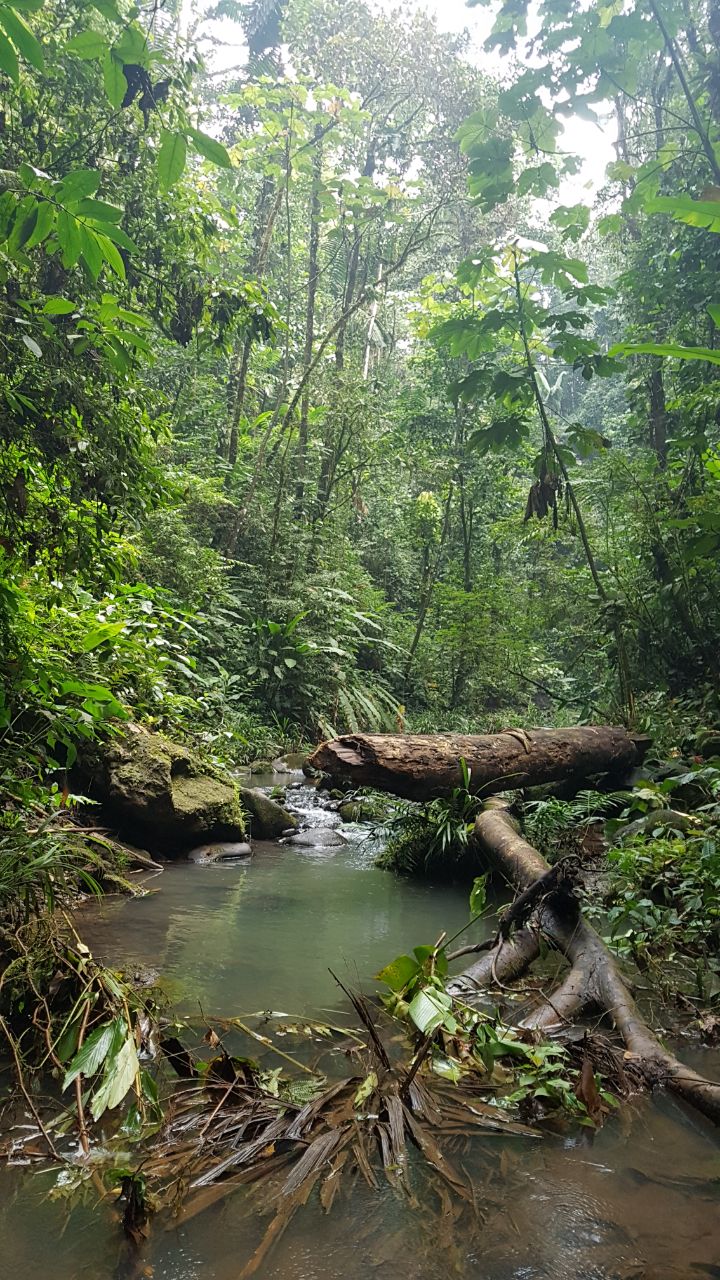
[1,810,719,1279]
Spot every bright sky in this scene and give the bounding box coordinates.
[192,0,616,202]
[397,0,616,200]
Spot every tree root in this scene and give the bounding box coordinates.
[450,799,720,1125]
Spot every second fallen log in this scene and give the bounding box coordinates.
[306,726,648,801]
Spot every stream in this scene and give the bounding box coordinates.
[1,772,719,1278]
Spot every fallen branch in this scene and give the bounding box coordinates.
[450,800,720,1124]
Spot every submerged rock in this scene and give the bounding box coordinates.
[287,827,346,848]
[86,724,247,856]
[239,787,298,839]
[187,841,252,864]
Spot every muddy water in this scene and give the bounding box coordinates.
[1,779,719,1279]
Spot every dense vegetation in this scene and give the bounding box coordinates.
[0,0,718,1236]
[2,0,719,810]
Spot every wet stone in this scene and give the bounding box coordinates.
[187,841,252,863]
[286,828,347,848]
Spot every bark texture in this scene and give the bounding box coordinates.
[450,801,720,1124]
[307,726,648,801]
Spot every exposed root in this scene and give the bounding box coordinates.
[454,799,720,1124]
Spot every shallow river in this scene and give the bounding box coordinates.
[1,779,719,1279]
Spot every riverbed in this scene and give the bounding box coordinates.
[1,776,719,1278]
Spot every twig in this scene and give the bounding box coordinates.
[0,1015,61,1160]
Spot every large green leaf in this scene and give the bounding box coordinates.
[63,1018,120,1088]
[58,169,101,204]
[610,340,720,366]
[0,27,19,80]
[407,986,456,1036]
[158,129,187,191]
[102,48,126,106]
[375,953,420,992]
[188,126,232,168]
[644,194,720,234]
[90,1025,139,1119]
[56,209,81,267]
[23,198,54,248]
[42,296,76,314]
[94,230,125,278]
[0,6,44,69]
[65,28,107,59]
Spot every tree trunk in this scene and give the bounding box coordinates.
[449,801,720,1124]
[306,726,649,800]
[295,124,324,514]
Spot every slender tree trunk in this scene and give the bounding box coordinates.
[648,360,668,468]
[295,125,324,514]
[512,254,635,722]
[405,485,453,682]
[226,178,282,467]
[648,0,720,184]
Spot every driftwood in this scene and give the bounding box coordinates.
[449,800,720,1124]
[307,726,648,801]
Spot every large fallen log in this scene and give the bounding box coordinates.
[307,726,649,801]
[448,800,720,1125]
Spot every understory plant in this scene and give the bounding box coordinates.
[377,759,482,876]
[375,874,615,1125]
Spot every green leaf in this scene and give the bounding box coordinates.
[375,953,420,992]
[42,296,76,314]
[73,197,123,222]
[21,333,42,357]
[56,208,81,267]
[82,621,126,650]
[90,1024,139,1120]
[0,6,44,69]
[158,129,187,192]
[79,224,103,279]
[91,220,136,252]
[353,1070,378,1107]
[65,28,108,59]
[113,23,148,64]
[469,874,488,916]
[102,48,127,107]
[63,1018,119,1088]
[407,986,452,1036]
[24,198,53,248]
[0,27,19,80]
[94,231,125,278]
[609,340,720,367]
[58,169,101,204]
[188,127,232,168]
[708,304,720,327]
[645,194,720,234]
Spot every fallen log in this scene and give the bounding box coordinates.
[307,726,649,801]
[449,800,720,1125]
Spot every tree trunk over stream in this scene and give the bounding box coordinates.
[307,726,648,801]
[449,800,720,1125]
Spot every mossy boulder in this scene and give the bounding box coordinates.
[89,724,246,856]
[249,759,275,774]
[239,787,297,839]
[272,753,307,773]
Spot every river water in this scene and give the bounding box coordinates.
[1,776,719,1278]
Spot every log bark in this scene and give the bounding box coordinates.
[307,727,648,801]
[450,801,720,1125]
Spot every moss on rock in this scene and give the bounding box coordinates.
[89,724,246,855]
